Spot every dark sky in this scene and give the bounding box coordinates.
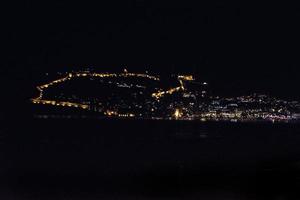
[3,1,300,99]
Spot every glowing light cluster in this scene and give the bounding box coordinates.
[32,99,89,109]
[118,113,135,118]
[152,86,183,99]
[151,76,188,99]
[174,108,183,119]
[39,75,71,90]
[105,110,118,116]
[104,110,135,118]
[177,75,194,81]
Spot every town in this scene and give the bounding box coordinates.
[31,69,300,122]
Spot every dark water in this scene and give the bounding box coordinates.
[1,117,300,199]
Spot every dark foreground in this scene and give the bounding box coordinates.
[1,117,300,199]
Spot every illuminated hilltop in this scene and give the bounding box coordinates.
[31,69,300,122]
[31,69,198,118]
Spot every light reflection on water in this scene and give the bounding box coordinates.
[33,114,300,123]
[1,116,300,199]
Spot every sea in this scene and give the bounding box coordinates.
[1,115,300,199]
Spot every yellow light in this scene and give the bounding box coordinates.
[178,75,194,81]
[174,109,182,119]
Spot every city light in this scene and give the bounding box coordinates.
[31,70,300,122]
[174,109,182,119]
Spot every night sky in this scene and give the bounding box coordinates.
[2,1,300,101]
